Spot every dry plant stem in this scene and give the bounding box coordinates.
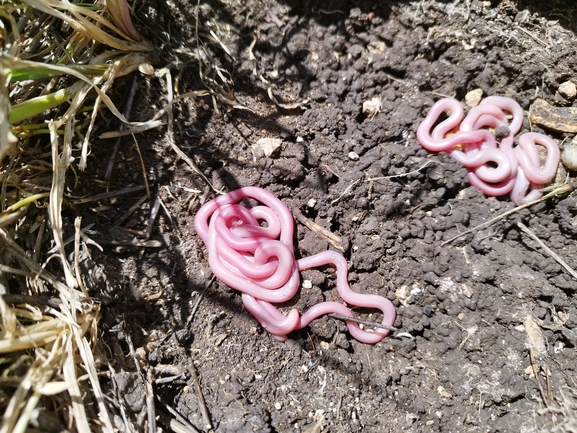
[0,228,80,303]
[441,184,574,246]
[0,265,34,277]
[62,333,91,432]
[529,348,549,407]
[77,332,115,433]
[1,294,61,309]
[99,120,164,138]
[517,222,577,281]
[145,195,162,240]
[105,76,138,187]
[74,217,89,297]
[106,136,123,189]
[47,223,94,254]
[155,403,201,433]
[130,130,150,198]
[146,370,157,433]
[328,313,398,332]
[366,160,433,181]
[20,0,151,51]
[125,329,156,433]
[73,185,146,204]
[293,208,345,253]
[331,179,359,204]
[48,120,76,288]
[163,68,220,193]
[190,361,213,430]
[108,362,133,433]
[187,275,216,327]
[112,194,147,227]
[32,217,46,263]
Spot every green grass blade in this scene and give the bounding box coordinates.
[6,64,107,82]
[9,88,70,124]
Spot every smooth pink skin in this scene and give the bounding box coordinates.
[460,102,518,177]
[477,96,524,177]
[479,96,524,136]
[449,130,512,183]
[510,168,543,205]
[416,98,465,152]
[243,250,396,343]
[514,132,560,184]
[194,187,396,343]
[196,187,302,303]
[460,104,507,132]
[466,172,516,196]
[417,97,559,203]
[298,250,395,343]
[195,187,295,248]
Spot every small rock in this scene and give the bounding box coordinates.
[367,40,387,54]
[348,151,360,161]
[253,137,282,158]
[558,81,577,100]
[362,96,381,117]
[464,88,483,107]
[562,141,577,171]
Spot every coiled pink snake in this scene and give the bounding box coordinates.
[194,187,396,343]
[416,96,559,205]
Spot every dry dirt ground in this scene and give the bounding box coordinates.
[68,0,577,431]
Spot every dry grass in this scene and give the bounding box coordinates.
[0,0,245,429]
[1,1,152,431]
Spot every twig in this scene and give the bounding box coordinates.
[190,361,212,431]
[72,185,146,204]
[292,208,344,253]
[517,222,577,281]
[441,184,573,246]
[145,370,157,433]
[330,179,359,205]
[0,228,82,303]
[125,328,156,433]
[32,217,46,263]
[327,313,398,332]
[112,195,148,227]
[155,404,200,433]
[99,120,164,139]
[145,195,162,240]
[105,76,138,190]
[188,275,216,327]
[163,68,221,193]
[130,130,150,199]
[529,348,549,407]
[73,217,89,297]
[366,160,432,181]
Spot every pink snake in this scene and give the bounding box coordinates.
[416,96,559,205]
[194,187,396,343]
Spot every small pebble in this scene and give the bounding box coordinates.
[561,141,577,171]
[464,88,483,107]
[558,81,577,100]
[348,151,360,161]
[362,96,381,117]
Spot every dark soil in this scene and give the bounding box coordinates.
[72,0,577,431]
